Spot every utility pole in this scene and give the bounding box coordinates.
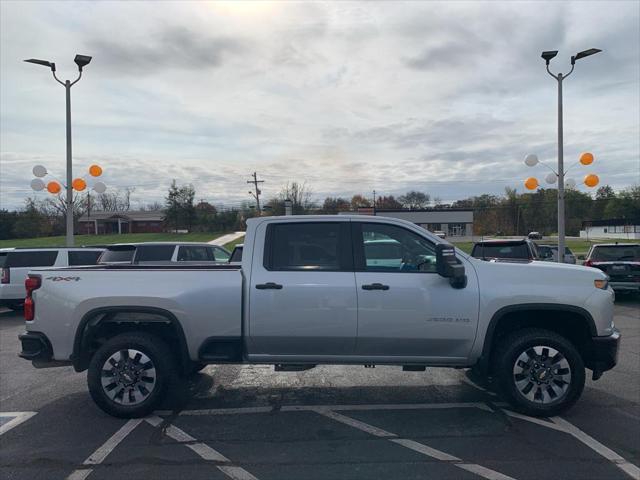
[372,190,377,215]
[247,172,264,214]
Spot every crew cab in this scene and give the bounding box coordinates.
[19,216,619,418]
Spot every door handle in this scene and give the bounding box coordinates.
[256,282,283,290]
[362,283,390,291]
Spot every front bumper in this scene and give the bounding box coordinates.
[588,328,621,380]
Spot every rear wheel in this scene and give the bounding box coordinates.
[496,328,585,417]
[87,333,179,418]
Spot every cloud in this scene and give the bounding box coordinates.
[85,26,246,74]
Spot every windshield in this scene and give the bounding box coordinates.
[472,243,530,259]
[591,245,640,262]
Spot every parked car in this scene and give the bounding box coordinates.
[1,247,104,309]
[537,244,577,264]
[584,243,640,294]
[471,239,539,261]
[229,244,243,264]
[20,215,618,419]
[98,242,231,265]
[433,231,447,239]
[528,232,543,240]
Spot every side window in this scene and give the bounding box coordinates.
[135,245,175,262]
[265,222,348,271]
[358,223,437,273]
[6,251,58,267]
[230,246,243,262]
[211,247,230,262]
[177,246,212,262]
[68,251,102,266]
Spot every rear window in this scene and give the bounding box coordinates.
[69,250,103,266]
[5,251,58,267]
[472,243,531,260]
[99,247,135,264]
[135,245,175,262]
[177,246,212,262]
[266,222,343,271]
[591,245,640,262]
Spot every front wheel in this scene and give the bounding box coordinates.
[495,328,585,417]
[87,333,179,418]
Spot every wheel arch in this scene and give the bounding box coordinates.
[478,303,597,374]
[72,306,190,374]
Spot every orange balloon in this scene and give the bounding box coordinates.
[46,181,61,194]
[524,177,539,190]
[584,173,599,188]
[580,152,594,165]
[89,164,103,177]
[72,178,87,191]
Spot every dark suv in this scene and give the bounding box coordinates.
[584,243,640,294]
[471,239,539,262]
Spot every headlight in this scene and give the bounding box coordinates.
[594,279,608,289]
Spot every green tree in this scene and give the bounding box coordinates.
[399,191,430,209]
[322,197,350,214]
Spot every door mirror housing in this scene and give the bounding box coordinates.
[436,244,467,289]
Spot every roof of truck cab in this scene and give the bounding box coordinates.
[106,242,226,247]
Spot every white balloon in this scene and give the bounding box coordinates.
[93,181,107,194]
[32,165,47,178]
[30,178,45,191]
[565,178,576,189]
[545,172,557,184]
[524,154,539,167]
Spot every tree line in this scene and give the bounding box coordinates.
[0,180,637,240]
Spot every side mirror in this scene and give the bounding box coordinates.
[436,244,467,289]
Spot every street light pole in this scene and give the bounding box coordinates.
[24,54,92,247]
[557,72,566,264]
[65,80,74,246]
[541,48,601,262]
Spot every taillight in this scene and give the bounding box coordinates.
[584,259,592,267]
[1,268,9,284]
[24,275,41,321]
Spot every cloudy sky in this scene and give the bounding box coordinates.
[1,0,638,210]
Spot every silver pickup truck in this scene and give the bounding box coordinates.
[19,215,620,418]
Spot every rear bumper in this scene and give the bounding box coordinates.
[19,331,53,360]
[609,281,640,292]
[587,329,621,380]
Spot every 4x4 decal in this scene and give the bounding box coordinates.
[45,276,80,282]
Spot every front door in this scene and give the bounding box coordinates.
[248,220,357,359]
[353,221,479,361]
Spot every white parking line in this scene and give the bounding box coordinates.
[503,409,640,480]
[0,411,37,436]
[145,415,259,480]
[551,416,640,480]
[314,408,517,480]
[66,418,142,480]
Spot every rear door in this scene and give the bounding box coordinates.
[248,220,357,358]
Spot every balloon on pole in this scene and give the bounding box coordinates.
[46,181,62,194]
[89,164,103,177]
[30,178,45,191]
[93,181,107,194]
[524,154,539,167]
[72,178,87,191]
[565,178,577,189]
[545,172,557,185]
[584,174,599,188]
[524,177,539,190]
[579,152,594,165]
[32,165,47,178]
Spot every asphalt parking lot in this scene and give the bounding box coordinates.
[0,298,638,480]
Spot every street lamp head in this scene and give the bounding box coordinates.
[541,50,558,65]
[571,48,602,65]
[74,54,92,71]
[24,58,56,72]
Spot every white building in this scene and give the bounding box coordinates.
[580,219,640,240]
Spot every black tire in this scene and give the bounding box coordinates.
[187,362,208,375]
[87,333,180,418]
[495,328,585,417]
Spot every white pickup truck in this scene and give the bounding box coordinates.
[19,215,620,418]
